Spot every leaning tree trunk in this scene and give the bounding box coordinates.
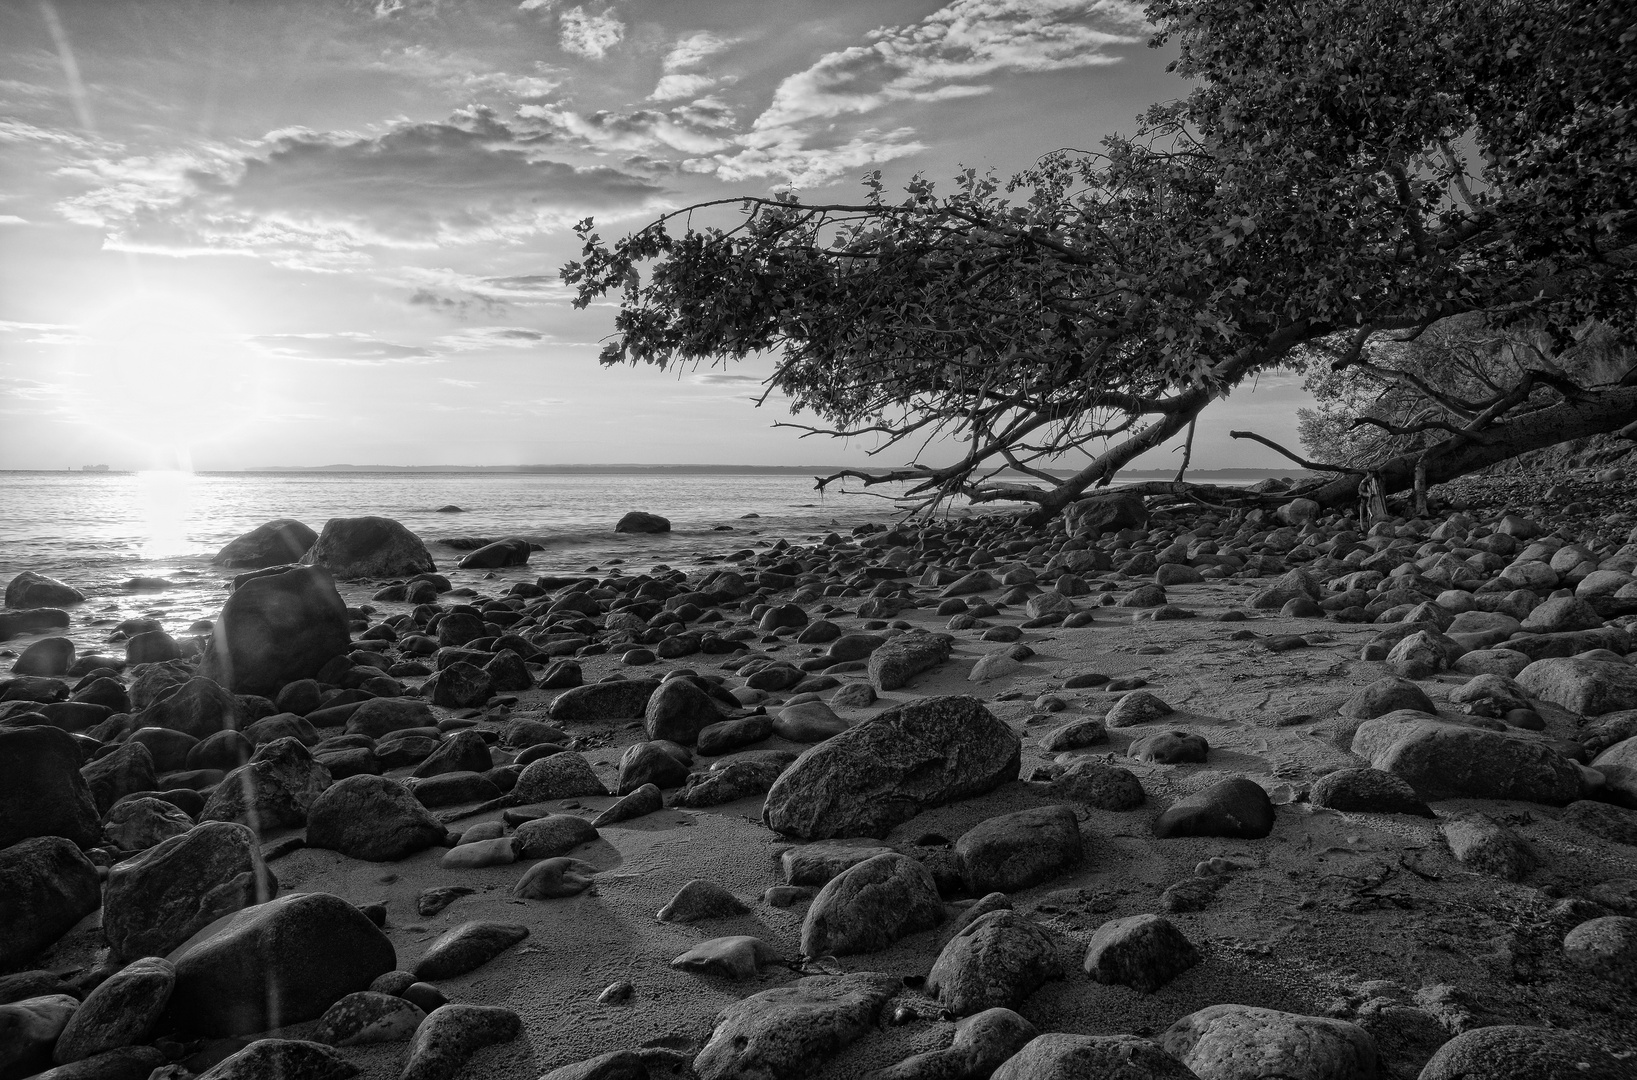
[1301,385,1637,508]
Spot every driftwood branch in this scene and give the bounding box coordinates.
[1229,430,1365,473]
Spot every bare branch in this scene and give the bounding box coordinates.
[1229,430,1365,473]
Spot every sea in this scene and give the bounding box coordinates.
[0,467,1281,667]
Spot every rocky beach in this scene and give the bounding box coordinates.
[3,463,1637,1080]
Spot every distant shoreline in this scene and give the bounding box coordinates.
[0,464,1320,480]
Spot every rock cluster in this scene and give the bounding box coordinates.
[3,489,1637,1078]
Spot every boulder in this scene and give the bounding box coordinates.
[0,995,78,1080]
[211,519,318,569]
[1063,494,1147,537]
[926,910,1064,1016]
[194,1038,356,1080]
[412,922,529,982]
[170,891,397,1036]
[4,571,84,609]
[80,743,156,815]
[763,695,1020,839]
[513,815,599,859]
[0,608,71,641]
[13,637,74,677]
[615,512,670,533]
[305,774,446,861]
[457,538,531,569]
[512,752,609,802]
[957,804,1082,893]
[311,991,425,1047]
[1516,657,1637,716]
[693,972,899,1080]
[344,697,436,739]
[868,633,955,692]
[135,676,240,740]
[1152,777,1275,839]
[550,679,661,723]
[1161,1004,1378,1080]
[300,516,435,579]
[0,726,101,849]
[51,956,174,1065]
[101,797,194,852]
[205,566,352,696]
[1339,677,1436,719]
[0,838,100,972]
[399,1003,522,1080]
[1082,914,1198,993]
[200,737,332,832]
[992,1033,1198,1080]
[1048,761,1145,810]
[1418,1025,1630,1080]
[103,820,276,961]
[879,1009,1038,1080]
[800,852,945,958]
[1310,768,1433,817]
[1350,716,1581,803]
[644,678,723,745]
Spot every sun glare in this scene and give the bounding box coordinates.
[136,468,196,560]
[71,289,265,464]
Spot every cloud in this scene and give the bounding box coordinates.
[0,215,28,225]
[693,372,766,386]
[752,0,1146,132]
[649,32,736,101]
[251,332,439,364]
[364,46,565,101]
[649,73,718,102]
[712,0,1145,183]
[521,101,733,156]
[392,267,579,312]
[434,326,549,351]
[559,7,625,60]
[72,108,664,265]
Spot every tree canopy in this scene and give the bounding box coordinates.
[565,0,1637,521]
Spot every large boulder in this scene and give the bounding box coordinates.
[205,566,352,696]
[170,891,397,1036]
[762,695,1020,840]
[0,608,71,641]
[305,774,446,862]
[549,679,661,724]
[80,743,157,815]
[800,853,945,958]
[4,571,84,609]
[200,738,332,832]
[1516,657,1637,716]
[927,910,1065,1017]
[614,512,670,534]
[133,676,241,740]
[1161,1004,1378,1080]
[868,633,954,692]
[0,726,101,850]
[211,519,318,569]
[103,820,277,961]
[693,972,899,1080]
[956,805,1083,893]
[51,956,175,1065]
[1418,1025,1631,1080]
[1063,494,1147,537]
[992,1033,1198,1080]
[456,538,531,569]
[0,837,101,972]
[1350,716,1582,804]
[300,516,436,579]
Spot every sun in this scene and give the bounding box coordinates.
[70,288,266,462]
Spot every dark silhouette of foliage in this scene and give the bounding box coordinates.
[565,0,1637,520]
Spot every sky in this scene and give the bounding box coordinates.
[0,0,1313,473]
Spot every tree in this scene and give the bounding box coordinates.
[564,0,1637,523]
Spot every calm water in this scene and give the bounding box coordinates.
[0,470,958,666]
